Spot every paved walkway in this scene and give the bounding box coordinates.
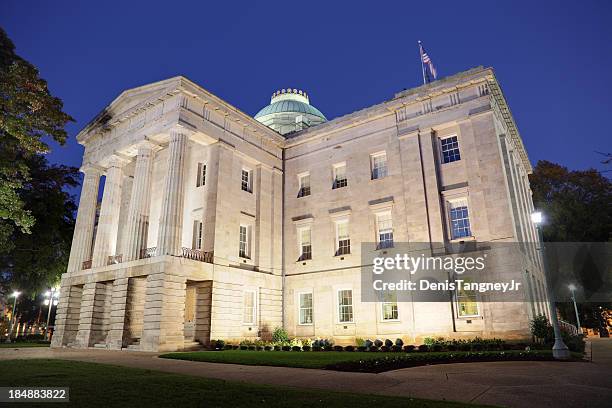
[1,338,611,407]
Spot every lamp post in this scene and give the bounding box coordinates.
[6,291,21,343]
[43,288,59,340]
[568,284,582,335]
[531,211,570,360]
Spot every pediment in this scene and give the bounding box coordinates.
[77,76,184,142]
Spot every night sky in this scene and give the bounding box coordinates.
[2,0,611,196]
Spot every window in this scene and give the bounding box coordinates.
[381,291,399,321]
[441,136,461,164]
[370,152,388,180]
[299,292,313,325]
[337,289,353,323]
[457,280,479,317]
[297,173,311,197]
[298,227,312,261]
[335,220,350,255]
[241,169,252,193]
[196,163,206,187]
[449,200,471,239]
[376,212,394,249]
[243,290,256,324]
[193,221,203,250]
[239,225,250,258]
[332,163,347,189]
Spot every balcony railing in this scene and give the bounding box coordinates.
[181,247,214,263]
[82,259,92,270]
[107,254,123,265]
[140,247,157,259]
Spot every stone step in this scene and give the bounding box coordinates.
[93,343,107,349]
[126,344,141,351]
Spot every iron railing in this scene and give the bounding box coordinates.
[107,254,123,265]
[140,247,157,259]
[181,247,214,263]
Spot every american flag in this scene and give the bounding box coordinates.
[418,41,437,83]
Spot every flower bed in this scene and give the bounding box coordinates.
[324,350,585,373]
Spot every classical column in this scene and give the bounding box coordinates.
[123,144,155,261]
[92,156,126,267]
[67,166,101,272]
[157,131,188,256]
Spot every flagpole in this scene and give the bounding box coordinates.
[418,40,426,85]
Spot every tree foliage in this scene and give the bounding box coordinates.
[529,160,612,243]
[0,27,74,249]
[0,155,78,293]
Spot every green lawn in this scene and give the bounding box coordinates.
[160,350,584,371]
[161,350,391,368]
[0,342,50,348]
[0,359,479,408]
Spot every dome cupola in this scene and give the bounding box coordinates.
[254,88,326,135]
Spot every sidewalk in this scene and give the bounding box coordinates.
[1,338,611,407]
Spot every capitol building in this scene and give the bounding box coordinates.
[51,67,548,351]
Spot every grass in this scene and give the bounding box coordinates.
[0,342,50,348]
[160,349,585,371]
[0,359,480,408]
[160,350,392,368]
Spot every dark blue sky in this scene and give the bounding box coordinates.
[3,0,611,181]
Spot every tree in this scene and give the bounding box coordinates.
[0,155,78,294]
[0,27,74,251]
[529,160,611,243]
[529,160,612,328]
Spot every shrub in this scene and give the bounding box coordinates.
[272,327,290,344]
[432,344,443,352]
[282,345,291,351]
[418,344,429,352]
[364,339,373,349]
[302,345,311,351]
[333,345,344,352]
[404,345,416,352]
[391,345,402,352]
[380,346,389,352]
[302,338,312,347]
[312,346,322,352]
[248,345,256,351]
[324,345,334,351]
[291,346,302,351]
[290,338,303,348]
[357,346,367,352]
[313,338,333,348]
[384,339,393,348]
[274,345,282,351]
[369,346,379,352]
[215,340,225,350]
[355,338,365,347]
[395,338,404,347]
[446,344,457,351]
[530,314,550,342]
[240,345,248,350]
[344,345,355,352]
[562,332,586,353]
[264,345,272,351]
[374,339,383,348]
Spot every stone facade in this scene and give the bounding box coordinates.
[52,67,548,351]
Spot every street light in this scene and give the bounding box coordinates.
[43,288,59,341]
[532,211,570,360]
[568,284,582,335]
[6,291,21,343]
